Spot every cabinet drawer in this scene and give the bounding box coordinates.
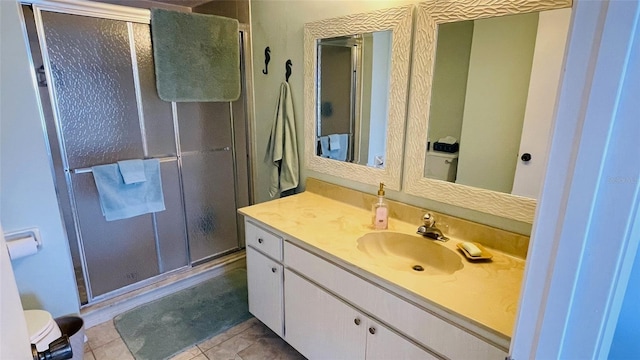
[247,247,284,337]
[284,241,507,360]
[245,220,283,261]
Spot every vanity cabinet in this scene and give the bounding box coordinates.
[245,221,283,337]
[244,219,507,359]
[285,269,434,360]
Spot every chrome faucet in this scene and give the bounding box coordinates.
[417,213,449,242]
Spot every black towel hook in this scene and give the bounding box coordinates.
[285,59,292,82]
[262,47,271,74]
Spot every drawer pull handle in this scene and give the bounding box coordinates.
[271,267,277,273]
[368,327,376,335]
[258,238,264,244]
[354,318,361,326]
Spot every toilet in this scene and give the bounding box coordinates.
[424,151,459,182]
[24,310,62,351]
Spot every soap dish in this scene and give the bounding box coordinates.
[456,242,493,261]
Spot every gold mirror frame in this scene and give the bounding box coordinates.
[403,0,572,223]
[304,5,413,191]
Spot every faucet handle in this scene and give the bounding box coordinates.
[422,213,436,227]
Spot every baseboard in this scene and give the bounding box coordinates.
[81,250,246,329]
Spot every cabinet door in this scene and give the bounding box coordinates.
[366,320,439,360]
[246,246,283,336]
[285,270,366,360]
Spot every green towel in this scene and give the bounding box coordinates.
[151,9,240,102]
[267,82,299,197]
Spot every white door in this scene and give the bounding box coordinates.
[365,319,438,360]
[284,269,366,360]
[246,247,283,336]
[511,9,572,198]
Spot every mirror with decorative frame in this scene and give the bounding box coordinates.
[403,0,572,223]
[304,5,413,190]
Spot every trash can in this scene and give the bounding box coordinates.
[54,316,84,360]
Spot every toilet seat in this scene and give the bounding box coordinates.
[24,310,62,351]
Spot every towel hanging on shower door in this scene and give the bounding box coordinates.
[150,8,240,102]
[266,82,299,198]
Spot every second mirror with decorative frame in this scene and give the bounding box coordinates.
[403,0,572,223]
[304,5,413,191]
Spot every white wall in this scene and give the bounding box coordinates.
[456,13,538,193]
[609,243,640,358]
[366,31,391,167]
[0,0,80,317]
[428,20,474,143]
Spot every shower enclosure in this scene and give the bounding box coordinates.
[20,2,253,305]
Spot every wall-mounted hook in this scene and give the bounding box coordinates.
[285,59,292,82]
[262,47,271,74]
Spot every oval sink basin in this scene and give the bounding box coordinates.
[357,232,463,275]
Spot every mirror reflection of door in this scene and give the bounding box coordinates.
[425,9,570,198]
[316,31,392,168]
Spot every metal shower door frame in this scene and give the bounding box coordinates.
[19,0,256,305]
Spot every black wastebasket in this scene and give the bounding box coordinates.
[54,316,84,360]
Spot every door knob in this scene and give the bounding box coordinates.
[354,318,361,325]
[369,327,376,335]
[258,238,263,244]
[521,153,532,162]
[271,267,277,273]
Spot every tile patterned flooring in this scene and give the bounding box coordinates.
[84,317,306,360]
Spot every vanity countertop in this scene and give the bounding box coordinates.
[239,191,525,343]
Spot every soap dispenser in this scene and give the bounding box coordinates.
[372,183,389,230]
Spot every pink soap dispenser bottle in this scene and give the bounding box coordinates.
[372,183,389,230]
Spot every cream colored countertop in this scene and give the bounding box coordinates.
[239,192,524,342]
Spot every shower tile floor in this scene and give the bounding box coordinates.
[84,317,306,360]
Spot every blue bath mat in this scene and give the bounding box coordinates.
[114,268,251,360]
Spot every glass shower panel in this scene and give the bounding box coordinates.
[71,173,159,297]
[41,11,144,169]
[132,23,176,157]
[155,161,188,272]
[177,102,233,152]
[182,151,238,262]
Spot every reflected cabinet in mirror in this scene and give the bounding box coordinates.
[403,0,572,223]
[305,5,413,190]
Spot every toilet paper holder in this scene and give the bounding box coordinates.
[4,228,42,249]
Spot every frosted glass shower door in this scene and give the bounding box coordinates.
[39,11,188,299]
[178,102,239,262]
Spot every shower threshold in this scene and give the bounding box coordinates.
[80,249,246,329]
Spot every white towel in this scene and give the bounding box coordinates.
[266,82,299,198]
[319,136,330,157]
[328,134,341,150]
[438,136,458,145]
[328,134,349,161]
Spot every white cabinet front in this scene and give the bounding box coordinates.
[285,269,366,360]
[285,269,435,360]
[365,319,438,360]
[246,246,283,337]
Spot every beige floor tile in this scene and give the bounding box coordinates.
[84,342,92,353]
[198,318,258,351]
[203,330,256,360]
[169,345,204,360]
[92,338,134,360]
[237,337,306,360]
[86,321,121,349]
[84,351,96,360]
[191,354,209,360]
[203,344,238,360]
[240,321,275,339]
